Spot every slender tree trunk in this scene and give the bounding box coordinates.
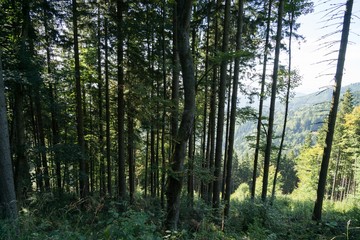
[161,0,167,209]
[171,3,179,155]
[165,0,195,230]
[73,0,88,199]
[14,0,31,200]
[261,0,284,202]
[224,0,244,219]
[271,7,295,204]
[251,0,273,200]
[128,110,135,203]
[104,0,112,197]
[34,92,50,191]
[150,124,156,198]
[207,0,220,203]
[145,130,149,198]
[49,83,61,193]
[313,0,353,221]
[30,96,43,192]
[97,4,106,197]
[116,0,126,200]
[187,127,195,207]
[222,64,232,200]
[213,0,230,210]
[200,2,210,200]
[331,148,341,201]
[0,50,18,221]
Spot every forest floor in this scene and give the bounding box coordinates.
[1,193,360,240]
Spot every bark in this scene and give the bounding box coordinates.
[73,0,89,199]
[224,0,244,219]
[0,51,18,221]
[104,0,112,197]
[312,0,353,221]
[222,66,232,200]
[161,0,167,209]
[187,127,195,207]
[213,0,230,210]
[97,4,106,197]
[117,0,126,200]
[271,7,295,204]
[207,0,220,203]
[128,111,135,203]
[34,92,50,191]
[144,130,149,198]
[171,3,180,152]
[165,0,195,230]
[331,149,341,201]
[14,0,31,200]
[261,0,284,202]
[200,2,210,200]
[251,0,273,200]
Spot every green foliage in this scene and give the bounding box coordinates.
[1,192,360,239]
[102,209,160,240]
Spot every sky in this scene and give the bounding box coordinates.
[291,0,360,94]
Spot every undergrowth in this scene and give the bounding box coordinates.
[0,192,359,239]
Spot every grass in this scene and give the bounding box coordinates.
[0,192,359,239]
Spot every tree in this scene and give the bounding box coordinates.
[224,0,244,219]
[313,0,354,221]
[213,0,230,210]
[0,50,18,221]
[165,0,196,230]
[117,0,126,200]
[251,0,273,200]
[261,0,285,201]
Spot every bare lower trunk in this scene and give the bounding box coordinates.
[0,51,18,221]
[165,0,195,230]
[313,0,353,221]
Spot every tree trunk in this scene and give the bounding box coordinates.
[97,4,106,197]
[200,2,210,200]
[165,0,195,230]
[104,0,112,197]
[0,51,18,221]
[222,64,232,200]
[224,0,244,219]
[116,0,126,200]
[331,148,341,201]
[73,0,89,199]
[312,0,353,221]
[34,92,50,191]
[145,130,149,198]
[271,7,295,204]
[14,0,32,200]
[251,0,273,200]
[161,0,167,209]
[128,110,135,204]
[213,0,230,210]
[207,0,221,204]
[261,0,284,202]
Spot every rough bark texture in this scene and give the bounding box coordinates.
[165,0,195,230]
[261,0,284,202]
[313,0,353,221]
[224,0,243,219]
[0,51,18,220]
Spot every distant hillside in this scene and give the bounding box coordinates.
[234,82,360,158]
